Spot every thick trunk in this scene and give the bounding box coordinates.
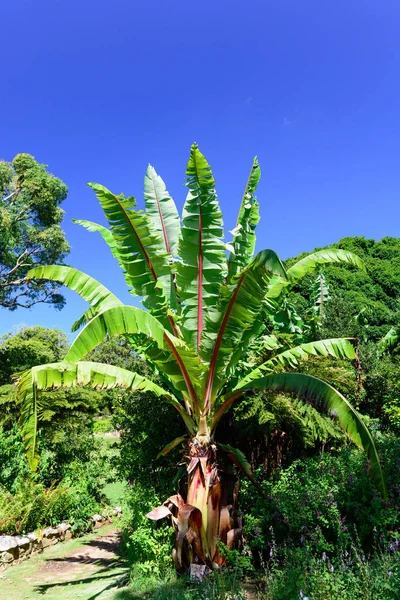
[147,436,242,572]
[179,438,241,570]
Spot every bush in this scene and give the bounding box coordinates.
[0,480,99,534]
[121,483,174,576]
[0,429,121,534]
[93,418,113,434]
[0,425,30,493]
[241,436,400,561]
[260,540,400,600]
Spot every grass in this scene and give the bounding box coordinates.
[103,481,128,506]
[0,529,249,600]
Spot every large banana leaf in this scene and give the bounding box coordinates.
[378,327,399,356]
[144,343,206,411]
[28,266,122,321]
[224,313,268,379]
[229,372,386,496]
[236,338,356,387]
[70,220,130,330]
[144,165,180,257]
[64,304,203,411]
[227,157,261,281]
[176,144,227,350]
[16,361,191,470]
[202,250,288,408]
[88,183,178,328]
[267,249,366,299]
[288,249,366,283]
[64,305,177,363]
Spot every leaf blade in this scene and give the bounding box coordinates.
[227,156,261,281]
[176,144,227,350]
[15,361,189,470]
[233,372,386,497]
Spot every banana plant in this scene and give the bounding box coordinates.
[378,326,400,356]
[16,144,385,572]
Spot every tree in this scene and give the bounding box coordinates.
[0,153,69,310]
[15,145,385,572]
[0,326,102,445]
[0,326,68,385]
[289,236,400,341]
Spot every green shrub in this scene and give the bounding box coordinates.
[0,425,30,493]
[0,480,99,534]
[241,435,400,560]
[93,418,113,434]
[260,540,400,600]
[0,430,120,535]
[121,483,174,575]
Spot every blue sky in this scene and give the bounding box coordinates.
[1,0,399,337]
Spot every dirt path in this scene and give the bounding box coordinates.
[0,524,132,600]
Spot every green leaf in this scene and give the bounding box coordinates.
[157,435,187,459]
[218,443,258,486]
[64,305,176,363]
[144,165,180,257]
[28,265,122,331]
[202,250,288,406]
[378,327,399,356]
[15,361,193,470]
[233,372,386,497]
[227,157,261,281]
[287,249,366,283]
[237,338,356,387]
[88,183,177,326]
[267,249,366,299]
[176,144,227,350]
[144,342,206,407]
[70,221,130,331]
[268,249,366,299]
[64,304,203,410]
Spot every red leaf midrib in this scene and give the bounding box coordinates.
[204,273,246,411]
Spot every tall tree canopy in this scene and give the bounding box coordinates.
[0,154,69,310]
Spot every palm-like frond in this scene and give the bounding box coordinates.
[227,157,260,281]
[267,249,366,298]
[144,165,180,257]
[288,249,366,283]
[28,265,122,321]
[72,219,122,265]
[63,304,203,410]
[88,183,177,328]
[16,361,189,470]
[231,372,386,496]
[236,338,356,388]
[202,250,288,407]
[176,144,227,350]
[64,305,178,363]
